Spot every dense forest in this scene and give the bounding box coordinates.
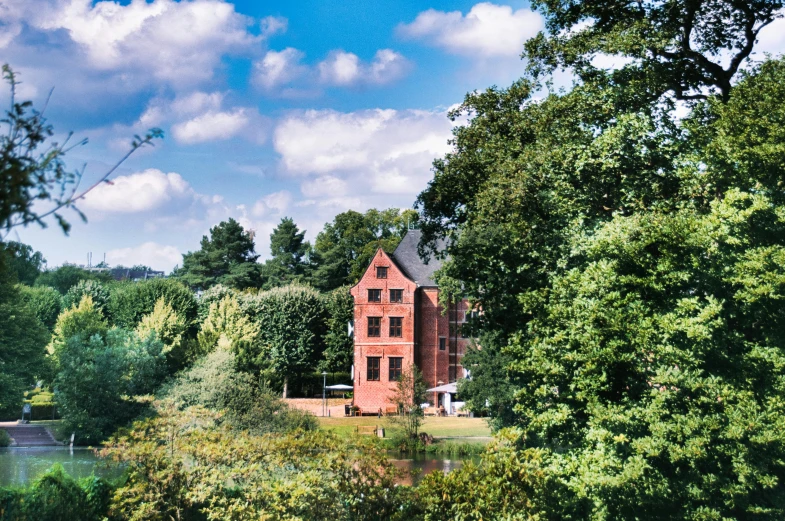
[4,0,785,518]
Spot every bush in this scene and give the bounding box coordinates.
[0,429,11,447]
[0,465,113,521]
[109,278,197,330]
[164,350,318,434]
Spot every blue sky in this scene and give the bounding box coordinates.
[2,0,784,271]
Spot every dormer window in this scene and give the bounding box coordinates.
[376,266,388,279]
[368,289,382,302]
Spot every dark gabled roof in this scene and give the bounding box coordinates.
[391,229,447,288]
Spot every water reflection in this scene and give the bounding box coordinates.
[0,447,122,487]
[391,454,476,485]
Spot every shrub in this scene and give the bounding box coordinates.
[0,429,11,447]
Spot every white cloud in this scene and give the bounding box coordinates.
[106,242,182,272]
[252,190,293,217]
[301,176,348,198]
[172,108,252,144]
[81,169,195,213]
[260,15,287,38]
[253,48,307,90]
[1,0,261,87]
[274,108,454,196]
[135,91,270,145]
[398,2,543,58]
[254,47,411,93]
[318,49,410,86]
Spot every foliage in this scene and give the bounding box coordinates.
[47,296,108,374]
[525,0,783,101]
[457,336,517,432]
[136,297,187,364]
[413,7,785,515]
[387,364,427,444]
[108,278,197,330]
[416,430,552,521]
[320,285,354,373]
[262,216,312,289]
[35,265,112,295]
[0,252,49,419]
[1,241,45,285]
[197,295,259,356]
[100,404,409,521]
[63,279,110,317]
[17,284,62,330]
[0,429,10,447]
[0,464,112,521]
[55,327,166,444]
[196,283,235,321]
[309,208,418,291]
[238,284,326,397]
[177,218,262,290]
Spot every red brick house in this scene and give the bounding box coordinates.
[350,230,473,414]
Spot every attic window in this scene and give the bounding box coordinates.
[376,266,388,279]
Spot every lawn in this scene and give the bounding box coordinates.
[318,416,492,438]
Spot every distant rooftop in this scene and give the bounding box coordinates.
[391,229,447,287]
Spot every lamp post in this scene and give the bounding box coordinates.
[322,371,328,417]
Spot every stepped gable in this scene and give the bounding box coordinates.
[391,229,447,288]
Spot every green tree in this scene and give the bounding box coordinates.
[177,218,262,290]
[262,217,312,288]
[196,283,236,321]
[35,265,112,295]
[136,297,188,364]
[238,284,326,397]
[18,284,62,331]
[387,364,427,443]
[413,6,785,516]
[0,253,49,418]
[55,328,166,444]
[310,208,419,290]
[525,0,783,101]
[319,285,354,373]
[63,279,110,317]
[108,278,197,330]
[1,241,45,285]
[197,294,259,355]
[47,296,108,373]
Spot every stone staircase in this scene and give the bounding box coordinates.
[1,425,59,446]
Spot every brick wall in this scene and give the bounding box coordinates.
[351,248,476,412]
[351,249,418,413]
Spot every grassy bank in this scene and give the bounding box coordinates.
[318,416,492,438]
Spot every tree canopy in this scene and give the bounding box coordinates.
[177,218,262,290]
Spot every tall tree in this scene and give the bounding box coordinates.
[35,265,112,294]
[525,0,783,101]
[1,241,45,285]
[262,217,311,288]
[0,252,48,418]
[310,208,419,291]
[177,218,262,290]
[238,285,326,398]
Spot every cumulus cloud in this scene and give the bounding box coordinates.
[260,15,287,38]
[135,90,270,145]
[106,242,182,272]
[1,0,261,87]
[274,108,454,197]
[252,190,293,217]
[172,108,253,144]
[397,2,543,58]
[318,49,410,86]
[253,48,308,90]
[80,169,198,213]
[253,47,410,93]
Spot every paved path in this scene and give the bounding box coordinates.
[0,422,60,447]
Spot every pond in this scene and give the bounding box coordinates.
[0,447,123,487]
[0,447,472,488]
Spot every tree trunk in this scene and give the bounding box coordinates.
[282,377,288,399]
